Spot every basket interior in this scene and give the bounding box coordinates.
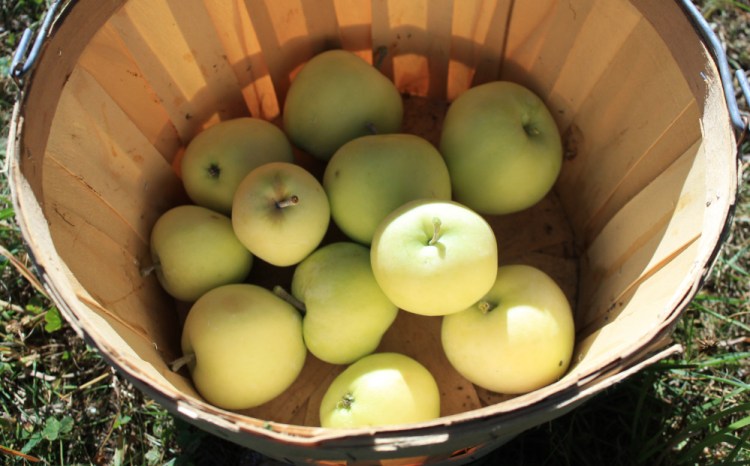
[13,0,737,439]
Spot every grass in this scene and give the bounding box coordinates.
[1,1,749,465]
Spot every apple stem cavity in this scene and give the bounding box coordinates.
[523,123,541,137]
[272,285,306,314]
[477,300,496,314]
[170,353,195,373]
[428,217,442,246]
[275,195,300,209]
[207,163,221,178]
[337,392,355,411]
[365,122,379,135]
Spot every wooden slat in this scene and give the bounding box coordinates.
[244,0,341,107]
[446,0,512,101]
[45,67,187,244]
[19,0,128,201]
[571,238,701,378]
[333,0,374,62]
[108,0,248,142]
[555,18,698,240]
[582,101,702,243]
[200,0,281,121]
[576,138,705,328]
[371,0,454,98]
[503,0,596,98]
[77,23,182,160]
[545,0,641,130]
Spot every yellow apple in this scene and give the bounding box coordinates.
[149,204,253,302]
[181,117,294,214]
[370,199,498,316]
[439,81,563,215]
[283,49,403,161]
[291,242,398,365]
[323,133,452,245]
[232,162,330,267]
[319,352,440,428]
[180,284,307,410]
[441,264,575,394]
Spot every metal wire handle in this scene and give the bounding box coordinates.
[10,0,64,88]
[678,0,749,140]
[9,0,750,139]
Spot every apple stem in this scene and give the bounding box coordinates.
[477,300,495,314]
[170,353,195,372]
[275,195,300,209]
[272,285,306,314]
[428,217,442,246]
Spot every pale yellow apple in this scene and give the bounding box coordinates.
[441,264,575,394]
[232,162,330,267]
[283,49,403,161]
[439,81,563,215]
[291,242,398,364]
[149,204,253,302]
[323,133,452,245]
[370,200,498,316]
[180,117,294,214]
[180,284,307,410]
[319,352,440,428]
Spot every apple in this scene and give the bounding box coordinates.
[370,199,498,316]
[148,204,253,302]
[179,284,307,410]
[439,81,563,215]
[180,117,294,214]
[283,49,404,161]
[441,264,575,394]
[319,352,440,428]
[323,134,452,245]
[289,242,398,365]
[232,162,330,267]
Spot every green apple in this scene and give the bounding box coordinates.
[181,117,294,214]
[283,49,403,161]
[148,204,253,302]
[439,81,563,215]
[323,134,451,245]
[290,242,398,365]
[179,284,307,410]
[319,352,440,428]
[232,162,330,267]
[441,264,575,394]
[371,199,498,316]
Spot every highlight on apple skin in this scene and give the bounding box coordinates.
[441,264,575,395]
[370,199,498,316]
[319,352,441,428]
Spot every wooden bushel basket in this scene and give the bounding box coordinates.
[7,0,744,464]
